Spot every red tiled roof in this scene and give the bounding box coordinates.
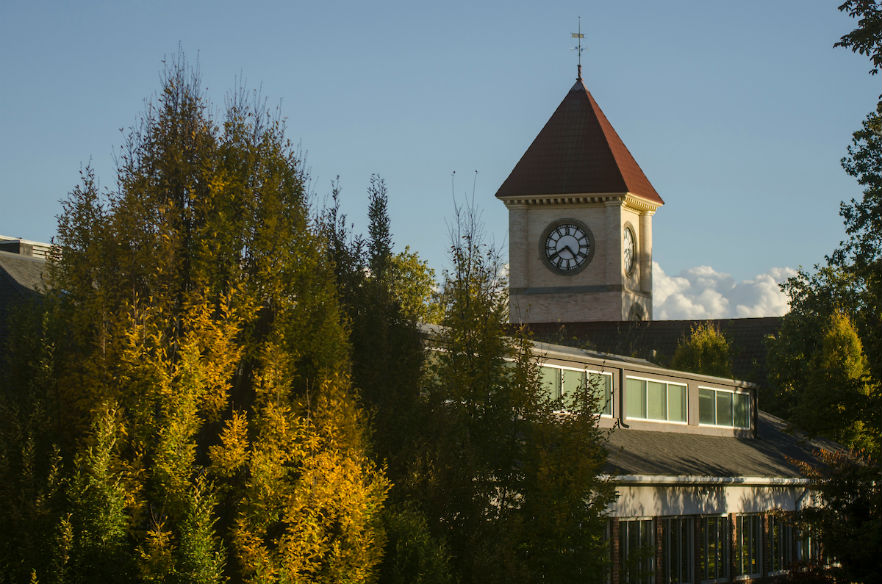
[496,79,663,205]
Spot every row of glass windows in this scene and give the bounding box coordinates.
[618,514,817,584]
[539,365,612,415]
[625,378,687,423]
[698,388,750,428]
[538,366,751,428]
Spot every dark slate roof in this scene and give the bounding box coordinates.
[520,318,783,385]
[0,251,49,340]
[605,411,835,479]
[495,79,663,205]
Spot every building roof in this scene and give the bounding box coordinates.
[0,250,49,340]
[495,79,663,205]
[605,410,835,479]
[521,318,783,385]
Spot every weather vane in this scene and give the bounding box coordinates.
[572,16,585,81]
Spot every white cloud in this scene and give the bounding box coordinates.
[653,263,795,320]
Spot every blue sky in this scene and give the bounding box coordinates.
[1,0,877,316]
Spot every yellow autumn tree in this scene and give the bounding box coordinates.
[0,52,387,583]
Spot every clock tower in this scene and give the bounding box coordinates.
[497,73,663,323]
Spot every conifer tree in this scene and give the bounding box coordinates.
[419,202,614,584]
[320,176,450,584]
[0,52,387,583]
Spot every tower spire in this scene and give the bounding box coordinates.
[571,16,584,81]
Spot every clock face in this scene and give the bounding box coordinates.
[623,227,635,274]
[543,221,593,274]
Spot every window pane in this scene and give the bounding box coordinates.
[540,366,560,400]
[663,517,693,584]
[646,381,666,420]
[590,372,612,415]
[701,516,731,581]
[699,389,715,424]
[734,393,750,428]
[626,378,646,418]
[560,369,583,401]
[716,391,734,427]
[621,520,655,584]
[668,384,687,422]
[736,515,761,576]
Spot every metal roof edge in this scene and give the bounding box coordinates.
[602,474,812,486]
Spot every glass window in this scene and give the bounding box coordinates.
[699,388,751,428]
[698,516,729,583]
[716,392,733,427]
[627,378,688,423]
[668,384,687,423]
[797,527,820,564]
[620,519,655,584]
[626,378,647,419]
[734,393,750,429]
[769,515,793,573]
[736,515,762,577]
[699,389,715,424]
[590,372,613,416]
[663,517,694,584]
[561,368,583,400]
[647,380,667,420]
[540,366,560,400]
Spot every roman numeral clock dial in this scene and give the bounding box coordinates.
[542,220,594,274]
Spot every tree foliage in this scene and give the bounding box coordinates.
[795,449,882,584]
[0,53,387,584]
[765,8,882,582]
[0,51,614,584]
[670,322,732,378]
[321,176,453,584]
[836,0,882,77]
[415,203,614,583]
[767,109,882,455]
[788,311,876,451]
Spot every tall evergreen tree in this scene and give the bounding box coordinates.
[0,52,387,583]
[320,176,451,584]
[418,202,614,584]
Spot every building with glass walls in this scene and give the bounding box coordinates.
[533,340,828,584]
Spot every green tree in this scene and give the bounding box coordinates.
[766,267,861,419]
[321,176,452,584]
[0,52,387,583]
[764,8,882,582]
[789,311,876,451]
[417,202,614,584]
[795,449,882,584]
[670,322,732,378]
[836,0,882,77]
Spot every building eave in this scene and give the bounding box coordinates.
[603,474,812,487]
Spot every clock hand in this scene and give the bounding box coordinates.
[563,244,577,258]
